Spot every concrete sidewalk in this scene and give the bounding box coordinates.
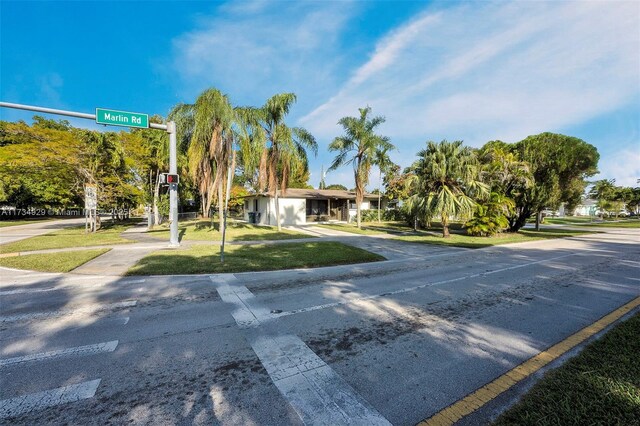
[71,245,166,276]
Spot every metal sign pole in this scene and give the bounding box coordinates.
[167,121,179,247]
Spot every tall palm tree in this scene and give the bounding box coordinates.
[328,106,394,228]
[168,88,235,221]
[248,93,317,231]
[373,147,393,223]
[409,140,488,237]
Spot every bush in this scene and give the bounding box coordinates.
[359,209,407,222]
[465,193,514,236]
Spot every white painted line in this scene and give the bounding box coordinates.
[251,334,390,424]
[212,275,275,327]
[0,277,142,295]
[0,379,101,419]
[211,275,390,425]
[0,300,137,323]
[0,287,58,296]
[278,252,581,318]
[0,341,118,368]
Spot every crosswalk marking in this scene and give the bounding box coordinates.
[0,379,101,419]
[0,341,118,368]
[211,275,391,425]
[0,287,58,296]
[0,300,137,323]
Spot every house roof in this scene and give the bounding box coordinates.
[252,188,378,200]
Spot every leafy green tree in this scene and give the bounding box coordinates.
[77,129,141,218]
[627,186,640,215]
[0,120,82,209]
[169,88,235,220]
[247,93,317,231]
[589,179,632,218]
[384,164,413,204]
[477,143,533,231]
[372,147,394,222]
[408,140,488,237]
[124,115,171,226]
[328,106,394,228]
[325,184,347,190]
[510,133,599,231]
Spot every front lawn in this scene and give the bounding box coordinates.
[0,221,135,254]
[146,219,313,242]
[0,249,111,272]
[394,228,592,249]
[317,221,466,235]
[494,313,640,425]
[315,223,390,235]
[126,241,385,275]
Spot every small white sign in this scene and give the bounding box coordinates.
[85,185,97,209]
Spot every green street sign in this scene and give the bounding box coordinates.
[96,108,148,128]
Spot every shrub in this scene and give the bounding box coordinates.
[465,193,514,236]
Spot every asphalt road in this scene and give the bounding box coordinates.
[0,218,89,245]
[1,227,638,425]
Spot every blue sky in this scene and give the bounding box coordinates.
[2,0,639,187]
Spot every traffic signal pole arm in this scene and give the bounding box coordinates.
[0,101,179,247]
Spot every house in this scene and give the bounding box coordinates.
[572,198,598,216]
[243,188,382,226]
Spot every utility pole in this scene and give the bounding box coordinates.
[167,121,179,247]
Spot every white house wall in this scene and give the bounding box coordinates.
[244,196,306,226]
[348,200,372,222]
[276,197,306,225]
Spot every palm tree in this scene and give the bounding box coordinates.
[409,140,488,237]
[373,147,394,223]
[328,107,394,228]
[248,93,317,231]
[168,88,235,222]
[478,145,532,231]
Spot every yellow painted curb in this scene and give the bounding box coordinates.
[418,296,640,426]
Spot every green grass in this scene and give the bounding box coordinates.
[542,217,640,228]
[127,241,385,275]
[317,221,466,235]
[0,249,110,272]
[580,220,640,228]
[543,217,597,225]
[393,228,592,249]
[315,223,390,235]
[494,313,640,426]
[146,219,313,242]
[0,218,55,228]
[0,221,136,254]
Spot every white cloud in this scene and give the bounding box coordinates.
[37,72,64,105]
[172,1,357,107]
[300,0,640,156]
[595,148,640,187]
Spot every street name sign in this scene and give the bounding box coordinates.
[96,108,148,128]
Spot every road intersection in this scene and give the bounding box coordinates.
[1,222,638,424]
